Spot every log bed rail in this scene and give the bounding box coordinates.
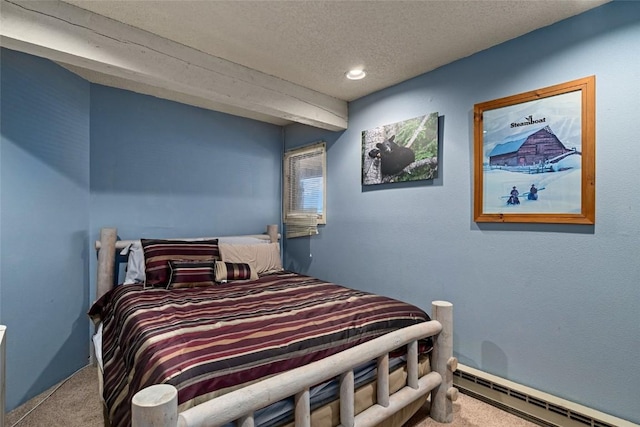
[94,227,456,427]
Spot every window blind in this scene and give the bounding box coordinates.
[283,142,326,238]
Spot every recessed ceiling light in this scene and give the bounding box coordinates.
[346,69,366,80]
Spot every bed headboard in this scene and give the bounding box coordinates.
[94,225,280,301]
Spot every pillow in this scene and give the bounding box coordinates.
[214,261,258,282]
[140,239,220,287]
[168,260,215,289]
[123,241,145,284]
[218,242,283,275]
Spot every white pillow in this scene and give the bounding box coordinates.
[219,242,283,275]
[122,241,146,284]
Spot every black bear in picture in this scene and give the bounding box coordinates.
[368,135,415,176]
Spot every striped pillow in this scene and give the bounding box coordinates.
[214,261,258,282]
[168,260,216,289]
[140,239,220,288]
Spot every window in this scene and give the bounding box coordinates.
[283,142,326,238]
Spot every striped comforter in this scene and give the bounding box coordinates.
[89,271,430,427]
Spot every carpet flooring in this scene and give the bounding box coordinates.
[6,365,538,427]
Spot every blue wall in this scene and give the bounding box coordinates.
[88,85,283,302]
[0,49,90,411]
[0,51,283,412]
[284,2,640,423]
[1,1,638,422]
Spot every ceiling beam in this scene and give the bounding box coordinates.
[0,0,348,131]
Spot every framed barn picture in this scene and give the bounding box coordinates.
[473,76,595,224]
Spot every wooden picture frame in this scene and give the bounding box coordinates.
[473,76,595,224]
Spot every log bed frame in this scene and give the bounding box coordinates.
[94,226,457,427]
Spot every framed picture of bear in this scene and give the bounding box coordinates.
[473,76,595,224]
[362,112,439,185]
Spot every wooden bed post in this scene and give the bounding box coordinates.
[132,384,178,427]
[430,301,457,423]
[96,227,117,301]
[266,224,279,243]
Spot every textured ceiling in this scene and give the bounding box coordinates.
[60,0,609,103]
[3,0,602,128]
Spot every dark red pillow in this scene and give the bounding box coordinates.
[168,260,216,289]
[140,239,220,288]
[214,261,257,282]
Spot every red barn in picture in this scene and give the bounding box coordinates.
[489,126,573,167]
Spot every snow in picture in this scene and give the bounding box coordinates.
[481,90,582,214]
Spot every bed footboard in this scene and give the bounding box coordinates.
[131,301,456,427]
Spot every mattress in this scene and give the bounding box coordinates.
[88,271,431,427]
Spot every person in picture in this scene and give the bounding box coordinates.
[507,186,520,205]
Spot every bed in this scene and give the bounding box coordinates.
[90,226,456,427]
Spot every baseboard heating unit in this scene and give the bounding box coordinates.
[453,364,638,427]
